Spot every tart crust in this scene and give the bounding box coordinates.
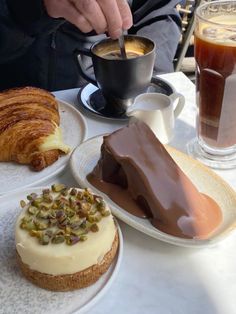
[17,231,119,291]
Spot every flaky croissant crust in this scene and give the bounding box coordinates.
[0,87,68,171]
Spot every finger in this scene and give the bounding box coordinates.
[62,2,93,33]
[72,0,107,34]
[117,0,133,30]
[97,0,123,39]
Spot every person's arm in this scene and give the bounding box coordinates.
[43,0,133,39]
[0,0,64,64]
[129,0,182,73]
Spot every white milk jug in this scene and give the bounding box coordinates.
[126,92,185,144]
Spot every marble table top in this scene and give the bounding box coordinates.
[50,72,236,314]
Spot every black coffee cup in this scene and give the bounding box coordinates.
[74,35,155,114]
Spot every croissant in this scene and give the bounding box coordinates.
[0,87,70,171]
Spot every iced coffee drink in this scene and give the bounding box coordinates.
[188,1,236,169]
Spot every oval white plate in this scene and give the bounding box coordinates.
[70,135,236,248]
[0,187,123,314]
[0,99,87,195]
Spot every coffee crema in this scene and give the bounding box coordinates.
[101,50,144,60]
[87,122,222,239]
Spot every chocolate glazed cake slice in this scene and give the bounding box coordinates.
[88,122,222,239]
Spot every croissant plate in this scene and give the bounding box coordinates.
[0,87,70,171]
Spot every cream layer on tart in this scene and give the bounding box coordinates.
[15,187,117,276]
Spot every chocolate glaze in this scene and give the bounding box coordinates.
[87,122,222,239]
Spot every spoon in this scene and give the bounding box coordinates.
[118,33,127,59]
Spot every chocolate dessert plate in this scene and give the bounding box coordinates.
[70,135,236,248]
[77,77,175,121]
[0,187,123,314]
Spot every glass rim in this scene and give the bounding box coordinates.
[196,0,236,28]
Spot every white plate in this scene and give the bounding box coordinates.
[0,187,123,314]
[70,135,236,248]
[0,99,87,195]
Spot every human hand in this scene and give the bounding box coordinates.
[43,0,133,39]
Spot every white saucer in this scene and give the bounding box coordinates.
[70,135,236,248]
[0,187,123,314]
[0,99,87,194]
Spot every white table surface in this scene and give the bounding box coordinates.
[51,72,236,314]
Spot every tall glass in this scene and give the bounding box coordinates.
[187,0,236,169]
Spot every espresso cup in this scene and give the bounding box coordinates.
[74,35,155,114]
[126,92,185,144]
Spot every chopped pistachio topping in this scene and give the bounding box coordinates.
[19,185,110,246]
[20,200,26,208]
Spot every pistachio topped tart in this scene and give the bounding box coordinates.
[0,87,70,171]
[15,185,119,291]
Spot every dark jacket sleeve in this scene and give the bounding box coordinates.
[129,0,182,73]
[0,0,64,64]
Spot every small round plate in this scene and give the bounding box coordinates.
[0,100,87,195]
[70,135,236,248]
[0,187,123,314]
[77,77,175,121]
